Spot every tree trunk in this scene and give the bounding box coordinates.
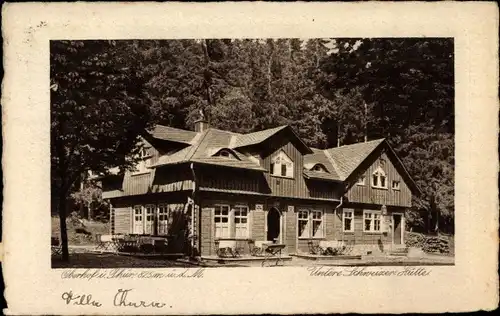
[58,189,70,261]
[434,210,439,233]
[88,201,93,220]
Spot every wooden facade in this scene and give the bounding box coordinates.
[101,123,419,257]
[346,151,412,207]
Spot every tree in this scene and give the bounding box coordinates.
[51,40,152,261]
[71,181,105,220]
[318,38,454,232]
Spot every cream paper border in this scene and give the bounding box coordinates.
[2,2,499,314]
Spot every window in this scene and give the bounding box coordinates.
[131,146,152,175]
[392,180,401,190]
[297,210,310,238]
[311,210,324,238]
[214,149,237,159]
[342,210,354,232]
[214,205,230,238]
[363,210,382,232]
[297,209,324,238]
[157,204,169,235]
[133,206,143,234]
[311,164,328,173]
[144,205,155,234]
[371,166,387,189]
[270,150,294,178]
[234,206,249,238]
[357,175,366,186]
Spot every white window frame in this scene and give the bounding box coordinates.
[131,147,152,175]
[356,175,366,186]
[392,180,401,190]
[310,210,324,238]
[342,210,354,232]
[363,210,382,233]
[143,204,155,234]
[270,150,294,178]
[157,204,169,235]
[297,210,310,239]
[371,166,388,189]
[214,204,231,239]
[234,205,249,239]
[297,209,324,239]
[132,205,144,234]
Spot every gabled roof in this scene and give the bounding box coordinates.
[233,125,288,148]
[325,139,385,180]
[149,125,198,145]
[233,125,313,154]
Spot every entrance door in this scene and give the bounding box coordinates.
[393,214,402,245]
[267,207,281,243]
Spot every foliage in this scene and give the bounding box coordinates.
[51,40,152,260]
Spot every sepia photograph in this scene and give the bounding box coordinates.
[50,38,455,269]
[3,2,498,314]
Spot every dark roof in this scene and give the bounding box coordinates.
[147,125,416,190]
[149,125,198,145]
[233,125,288,148]
[150,128,265,171]
[324,139,385,180]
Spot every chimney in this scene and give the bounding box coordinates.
[194,109,208,132]
[194,118,208,132]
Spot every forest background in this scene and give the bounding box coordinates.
[50,38,454,260]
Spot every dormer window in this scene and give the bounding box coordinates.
[132,146,152,175]
[371,166,387,189]
[270,150,294,178]
[213,148,238,160]
[311,164,328,173]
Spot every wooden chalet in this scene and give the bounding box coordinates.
[100,118,420,256]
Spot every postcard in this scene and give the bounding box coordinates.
[2,1,498,314]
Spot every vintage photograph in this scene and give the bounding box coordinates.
[50,38,455,269]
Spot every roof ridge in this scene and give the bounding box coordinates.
[243,124,288,135]
[328,138,385,150]
[323,148,342,178]
[208,127,242,135]
[155,124,197,133]
[186,129,211,161]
